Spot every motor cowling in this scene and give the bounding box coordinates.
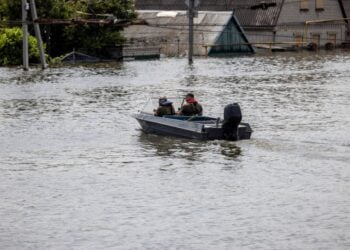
[222,103,242,141]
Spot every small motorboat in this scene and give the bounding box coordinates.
[134,99,252,141]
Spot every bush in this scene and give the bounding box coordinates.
[0,27,41,66]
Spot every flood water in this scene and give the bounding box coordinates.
[0,52,350,249]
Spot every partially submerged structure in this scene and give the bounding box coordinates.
[242,0,347,50]
[339,0,350,46]
[122,10,254,58]
[135,0,348,50]
[61,51,100,63]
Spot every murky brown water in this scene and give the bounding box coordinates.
[1,52,350,249]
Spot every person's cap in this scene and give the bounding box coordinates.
[159,96,167,105]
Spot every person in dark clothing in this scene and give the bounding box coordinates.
[154,97,175,117]
[178,93,203,116]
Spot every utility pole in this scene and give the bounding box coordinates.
[188,0,194,64]
[29,0,47,69]
[21,0,47,70]
[22,0,29,71]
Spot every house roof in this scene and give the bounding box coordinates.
[122,10,254,55]
[135,0,284,27]
[135,0,234,11]
[231,0,284,27]
[124,10,236,42]
[339,0,350,18]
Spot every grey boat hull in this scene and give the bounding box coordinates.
[134,112,252,140]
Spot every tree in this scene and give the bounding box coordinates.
[0,1,8,20]
[61,0,136,58]
[0,27,40,66]
[1,0,73,20]
[0,0,136,58]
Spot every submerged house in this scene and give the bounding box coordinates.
[339,0,350,44]
[135,0,348,50]
[122,10,254,58]
[230,0,348,50]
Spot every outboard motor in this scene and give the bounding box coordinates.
[222,103,242,141]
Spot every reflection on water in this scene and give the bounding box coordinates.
[138,132,242,162]
[0,52,350,249]
[138,132,209,160]
[219,141,242,159]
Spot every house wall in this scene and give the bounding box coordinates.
[276,0,347,47]
[278,0,343,23]
[275,23,346,47]
[123,25,189,57]
[243,30,276,44]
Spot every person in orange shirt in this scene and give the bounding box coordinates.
[178,93,203,116]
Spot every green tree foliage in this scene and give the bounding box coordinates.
[61,0,136,58]
[0,0,136,58]
[0,1,8,20]
[1,0,73,21]
[81,0,136,19]
[0,27,40,66]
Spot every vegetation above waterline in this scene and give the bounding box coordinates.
[0,0,136,66]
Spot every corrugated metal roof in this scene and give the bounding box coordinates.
[122,10,254,56]
[231,0,284,27]
[124,10,232,44]
[135,0,284,27]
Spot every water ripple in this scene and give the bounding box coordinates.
[1,52,350,249]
